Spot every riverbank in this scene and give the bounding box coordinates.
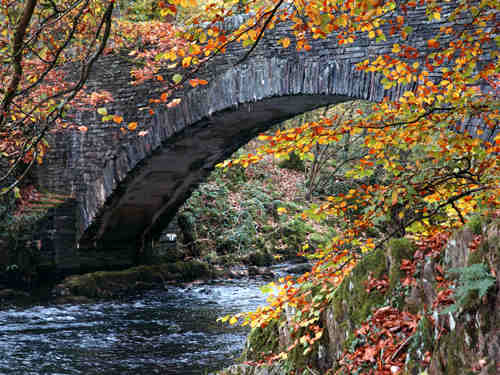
[215,217,500,375]
[0,253,312,307]
[0,270,286,375]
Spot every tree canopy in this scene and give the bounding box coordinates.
[0,0,498,369]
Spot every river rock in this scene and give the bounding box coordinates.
[284,263,312,274]
[248,266,275,279]
[55,295,93,305]
[52,260,211,298]
[0,288,30,300]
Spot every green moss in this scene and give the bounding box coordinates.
[465,215,483,235]
[170,260,209,279]
[442,330,467,374]
[326,240,419,363]
[388,238,415,290]
[405,316,434,374]
[243,320,280,361]
[308,233,329,248]
[331,249,388,345]
[58,260,211,298]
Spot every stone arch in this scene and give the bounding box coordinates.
[78,56,394,250]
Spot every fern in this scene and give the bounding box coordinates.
[442,263,496,314]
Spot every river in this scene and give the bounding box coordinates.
[0,271,279,374]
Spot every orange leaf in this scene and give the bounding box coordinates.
[113,115,123,124]
[362,346,377,362]
[128,122,138,131]
[78,126,88,132]
[280,37,291,48]
[182,56,192,68]
[427,39,440,48]
[189,78,208,87]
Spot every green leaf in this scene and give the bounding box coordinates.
[172,74,183,84]
[242,39,254,48]
[403,26,413,35]
[13,187,21,199]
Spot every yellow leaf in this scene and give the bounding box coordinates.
[182,56,192,68]
[229,316,238,325]
[280,37,291,48]
[392,190,399,206]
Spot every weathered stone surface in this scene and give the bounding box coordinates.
[33,4,495,272]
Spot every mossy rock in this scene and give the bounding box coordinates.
[405,315,435,374]
[387,238,416,289]
[330,249,388,339]
[244,251,273,267]
[54,260,211,298]
[243,319,280,361]
[281,219,313,251]
[308,232,329,248]
[168,260,209,280]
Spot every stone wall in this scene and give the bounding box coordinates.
[32,3,496,272]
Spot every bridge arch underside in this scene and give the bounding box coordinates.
[77,55,404,254]
[80,93,353,250]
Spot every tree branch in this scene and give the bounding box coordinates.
[0,0,37,127]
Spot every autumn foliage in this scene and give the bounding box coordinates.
[195,0,498,372]
[1,0,499,371]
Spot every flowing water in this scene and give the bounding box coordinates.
[0,274,278,375]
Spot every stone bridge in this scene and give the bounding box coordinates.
[33,4,494,274]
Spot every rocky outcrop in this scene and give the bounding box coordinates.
[220,218,499,374]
